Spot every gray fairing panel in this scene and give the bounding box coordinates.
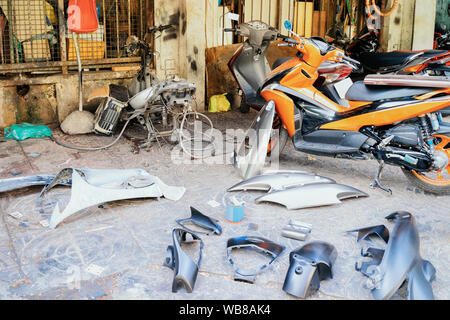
[227,172,336,192]
[255,183,368,209]
[234,101,275,179]
[163,228,203,293]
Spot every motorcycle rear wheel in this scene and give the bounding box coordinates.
[402,134,450,195]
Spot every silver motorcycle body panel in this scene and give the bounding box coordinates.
[227,172,335,192]
[0,174,69,193]
[255,183,368,209]
[48,168,185,228]
[261,170,308,175]
[233,101,275,180]
[365,212,435,300]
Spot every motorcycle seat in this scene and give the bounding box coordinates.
[359,51,423,71]
[345,81,437,102]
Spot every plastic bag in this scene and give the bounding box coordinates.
[4,123,52,141]
[208,93,231,113]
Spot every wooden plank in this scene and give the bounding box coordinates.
[244,0,252,22]
[400,0,415,50]
[293,1,298,33]
[297,1,306,36]
[111,65,141,72]
[326,0,334,33]
[412,0,436,50]
[305,1,313,38]
[319,10,326,38]
[312,10,320,36]
[261,0,270,24]
[57,0,67,73]
[279,0,293,35]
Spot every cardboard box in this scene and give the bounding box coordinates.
[67,38,105,60]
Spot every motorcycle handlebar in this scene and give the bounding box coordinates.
[224,28,236,32]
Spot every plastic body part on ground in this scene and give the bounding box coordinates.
[357,212,436,300]
[45,168,185,228]
[283,241,337,299]
[227,171,335,192]
[163,228,203,293]
[255,183,368,209]
[226,236,285,284]
[176,207,222,235]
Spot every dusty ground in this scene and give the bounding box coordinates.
[0,109,449,300]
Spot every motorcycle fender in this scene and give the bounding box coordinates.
[255,183,368,209]
[234,101,275,179]
[283,241,337,298]
[227,172,335,192]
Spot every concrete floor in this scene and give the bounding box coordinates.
[0,109,449,300]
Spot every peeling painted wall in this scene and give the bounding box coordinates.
[381,0,437,51]
[0,71,137,129]
[154,0,206,110]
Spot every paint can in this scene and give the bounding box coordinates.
[225,196,245,223]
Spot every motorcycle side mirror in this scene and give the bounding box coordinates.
[283,20,293,32]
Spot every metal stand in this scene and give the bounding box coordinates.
[72,32,83,111]
[370,160,392,195]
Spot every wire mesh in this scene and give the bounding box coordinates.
[0,0,147,71]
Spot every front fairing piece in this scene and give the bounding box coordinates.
[46,168,186,228]
[234,101,275,179]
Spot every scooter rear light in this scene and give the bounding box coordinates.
[404,64,423,73]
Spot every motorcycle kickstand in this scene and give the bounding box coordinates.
[370,160,393,195]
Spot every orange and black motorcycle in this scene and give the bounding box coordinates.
[244,21,450,195]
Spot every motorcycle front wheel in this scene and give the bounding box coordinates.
[402,134,450,195]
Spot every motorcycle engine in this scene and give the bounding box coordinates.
[159,78,196,107]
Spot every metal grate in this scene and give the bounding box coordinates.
[0,0,149,74]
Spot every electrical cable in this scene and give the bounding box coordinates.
[49,117,133,151]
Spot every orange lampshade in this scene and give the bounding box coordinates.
[67,0,98,33]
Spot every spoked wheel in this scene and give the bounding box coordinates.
[402,134,450,195]
[178,111,215,158]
